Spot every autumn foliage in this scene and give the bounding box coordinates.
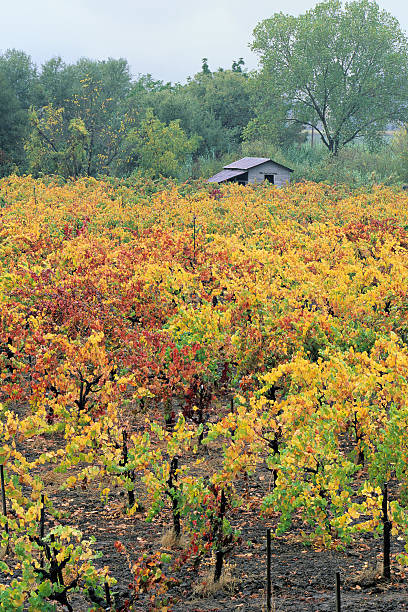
[1,176,408,609]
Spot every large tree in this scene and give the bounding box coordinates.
[126,65,254,158]
[122,109,199,177]
[251,0,408,154]
[0,49,39,108]
[27,58,132,177]
[0,72,27,175]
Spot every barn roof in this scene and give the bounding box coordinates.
[224,157,293,172]
[224,157,270,170]
[207,168,247,183]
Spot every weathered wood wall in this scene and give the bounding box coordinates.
[247,161,292,186]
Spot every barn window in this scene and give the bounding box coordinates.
[264,174,275,184]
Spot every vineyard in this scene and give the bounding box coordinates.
[1,176,408,611]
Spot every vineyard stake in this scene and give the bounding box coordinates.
[40,493,45,566]
[230,397,234,413]
[105,581,112,607]
[40,493,45,539]
[168,456,181,537]
[33,184,37,206]
[122,430,128,465]
[28,354,33,392]
[335,571,341,612]
[266,528,272,612]
[193,215,196,264]
[0,465,9,551]
[382,482,391,580]
[214,489,226,582]
[122,430,135,508]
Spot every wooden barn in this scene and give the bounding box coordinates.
[207,157,293,187]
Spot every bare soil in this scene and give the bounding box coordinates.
[38,459,408,611]
[10,409,408,612]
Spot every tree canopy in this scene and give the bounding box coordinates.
[0,71,27,175]
[122,109,199,177]
[3,1,408,182]
[251,0,408,154]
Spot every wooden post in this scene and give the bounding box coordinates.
[40,493,45,539]
[168,456,181,538]
[230,397,234,413]
[382,483,391,580]
[193,215,196,263]
[266,528,272,612]
[28,354,33,392]
[122,431,135,508]
[105,581,112,608]
[214,489,226,582]
[33,184,37,206]
[335,571,341,612]
[0,465,9,549]
[39,493,46,566]
[122,430,128,465]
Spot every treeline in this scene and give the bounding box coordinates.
[0,50,300,181]
[3,0,408,186]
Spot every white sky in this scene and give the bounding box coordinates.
[2,0,408,82]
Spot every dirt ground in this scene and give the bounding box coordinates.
[8,415,407,612]
[41,464,408,612]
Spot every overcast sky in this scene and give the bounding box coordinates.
[2,0,408,83]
